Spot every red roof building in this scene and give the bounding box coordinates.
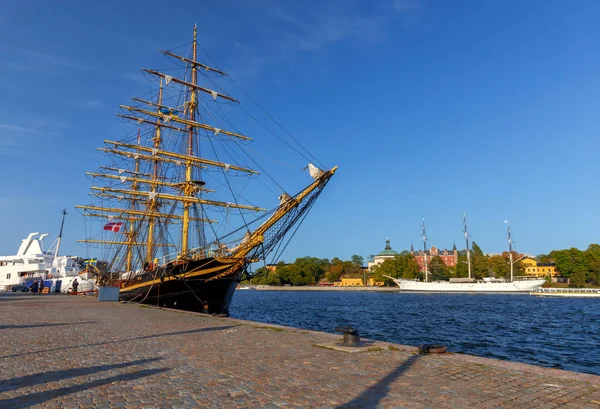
[411,244,458,271]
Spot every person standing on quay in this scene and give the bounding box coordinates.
[30,280,39,295]
[72,278,79,294]
[39,280,45,295]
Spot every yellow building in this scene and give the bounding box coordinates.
[334,277,363,286]
[522,257,558,278]
[333,277,385,287]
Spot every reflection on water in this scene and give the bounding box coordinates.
[230,290,600,375]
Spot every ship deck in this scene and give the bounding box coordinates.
[1,292,599,408]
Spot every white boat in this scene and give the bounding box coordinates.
[0,232,54,290]
[0,210,96,293]
[386,276,546,293]
[385,215,545,293]
[530,288,600,297]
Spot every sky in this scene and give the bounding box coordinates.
[1,0,599,262]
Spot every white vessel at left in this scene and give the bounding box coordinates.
[0,210,95,293]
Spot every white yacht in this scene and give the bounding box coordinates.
[0,232,55,290]
[0,210,96,293]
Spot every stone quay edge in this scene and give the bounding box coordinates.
[1,292,599,409]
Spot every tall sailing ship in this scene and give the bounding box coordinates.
[386,215,545,292]
[77,27,337,314]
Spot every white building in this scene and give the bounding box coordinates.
[367,238,399,270]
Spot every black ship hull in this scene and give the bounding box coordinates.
[119,258,243,315]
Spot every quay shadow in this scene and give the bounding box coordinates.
[0,325,239,359]
[0,303,62,309]
[336,354,420,409]
[0,357,162,393]
[0,367,169,409]
[0,294,38,302]
[0,321,95,330]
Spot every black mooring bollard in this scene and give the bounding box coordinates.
[335,324,361,347]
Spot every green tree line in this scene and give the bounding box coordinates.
[245,243,600,287]
[538,244,600,287]
[246,255,365,286]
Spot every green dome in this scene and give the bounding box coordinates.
[376,239,398,256]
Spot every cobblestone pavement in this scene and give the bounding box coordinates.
[1,293,599,409]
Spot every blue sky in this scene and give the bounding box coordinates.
[1,0,599,262]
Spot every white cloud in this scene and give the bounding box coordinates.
[0,46,92,71]
[0,123,36,133]
[83,99,102,108]
[392,0,417,12]
[122,72,154,85]
[229,0,421,78]
[271,0,418,51]
[0,115,71,153]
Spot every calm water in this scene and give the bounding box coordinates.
[230,290,600,376]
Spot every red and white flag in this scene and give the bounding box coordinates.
[103,222,124,232]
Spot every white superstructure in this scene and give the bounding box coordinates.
[0,231,96,293]
[0,210,97,293]
[386,276,545,293]
[0,232,54,290]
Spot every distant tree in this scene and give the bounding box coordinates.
[455,250,469,278]
[487,255,509,278]
[471,242,484,257]
[471,241,488,279]
[401,255,421,279]
[429,256,450,281]
[325,262,344,283]
[550,248,588,280]
[569,270,587,287]
[245,266,269,284]
[259,269,281,286]
[536,253,553,263]
[351,255,364,268]
[585,244,600,285]
[371,258,400,283]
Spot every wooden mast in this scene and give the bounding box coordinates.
[182,25,198,256]
[125,130,142,271]
[146,79,163,263]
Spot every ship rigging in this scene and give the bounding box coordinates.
[77,26,337,314]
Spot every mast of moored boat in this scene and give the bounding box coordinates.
[421,217,428,282]
[504,220,513,282]
[463,212,471,279]
[54,209,67,258]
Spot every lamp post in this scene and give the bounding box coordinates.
[504,220,513,282]
[463,213,471,279]
[421,217,428,282]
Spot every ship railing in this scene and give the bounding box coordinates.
[537,287,600,294]
[155,246,227,267]
[513,276,546,281]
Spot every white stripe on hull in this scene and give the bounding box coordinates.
[393,279,545,293]
[531,293,600,297]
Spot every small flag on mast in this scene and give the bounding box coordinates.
[103,222,124,232]
[84,258,97,266]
